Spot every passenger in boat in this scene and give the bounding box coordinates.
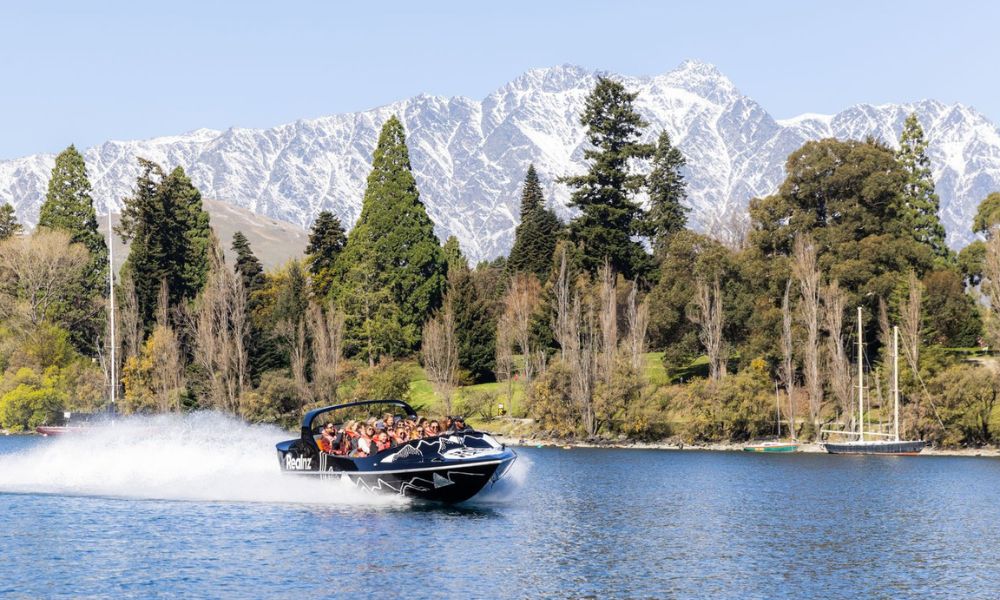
[374,430,392,453]
[317,423,337,453]
[427,420,441,436]
[394,426,409,444]
[447,416,470,434]
[342,421,361,455]
[442,417,453,432]
[353,436,371,458]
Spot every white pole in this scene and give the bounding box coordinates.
[108,212,116,410]
[775,381,781,438]
[857,306,864,441]
[893,325,900,442]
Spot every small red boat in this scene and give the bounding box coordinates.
[35,425,91,436]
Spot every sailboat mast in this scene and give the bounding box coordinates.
[893,325,900,442]
[857,306,864,441]
[108,212,116,410]
[775,381,781,438]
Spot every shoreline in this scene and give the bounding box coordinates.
[7,426,999,458]
[492,435,1000,458]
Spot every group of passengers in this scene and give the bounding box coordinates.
[316,414,470,458]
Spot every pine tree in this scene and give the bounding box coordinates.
[38,145,109,353]
[231,231,268,383]
[305,210,346,299]
[443,235,467,273]
[163,166,212,298]
[508,165,561,280]
[646,131,689,253]
[39,145,108,282]
[333,116,446,356]
[897,113,950,262]
[232,231,264,293]
[448,263,496,382]
[118,159,212,333]
[560,78,653,279]
[0,203,21,240]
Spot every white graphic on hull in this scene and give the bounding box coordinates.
[433,473,454,488]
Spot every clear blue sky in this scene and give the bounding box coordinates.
[1,0,996,160]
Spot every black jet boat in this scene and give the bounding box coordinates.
[276,400,517,503]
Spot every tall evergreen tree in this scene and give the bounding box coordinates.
[646,131,689,253]
[305,210,347,299]
[442,235,467,272]
[39,145,108,283]
[232,231,264,293]
[508,165,561,280]
[38,145,109,353]
[897,113,950,262]
[560,77,653,279]
[448,263,496,382]
[333,116,446,356]
[117,159,212,333]
[231,231,269,382]
[0,203,21,240]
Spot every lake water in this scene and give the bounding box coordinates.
[2,414,999,599]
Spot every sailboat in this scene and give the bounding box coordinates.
[36,213,117,435]
[823,308,926,455]
[743,382,799,453]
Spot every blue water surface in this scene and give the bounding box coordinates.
[2,434,999,599]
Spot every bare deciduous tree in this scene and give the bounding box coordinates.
[501,273,542,385]
[899,270,923,374]
[597,262,618,382]
[309,302,345,403]
[289,318,310,406]
[422,292,459,415]
[625,284,649,376]
[823,280,851,419]
[552,246,572,362]
[191,236,249,414]
[691,276,725,381]
[566,293,598,436]
[0,229,89,328]
[117,271,143,364]
[985,232,1000,345]
[152,282,184,413]
[495,312,515,404]
[793,234,822,433]
[780,279,796,436]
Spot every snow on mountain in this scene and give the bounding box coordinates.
[2,60,999,261]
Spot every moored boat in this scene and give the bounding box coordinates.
[743,383,798,453]
[822,312,925,456]
[277,400,517,504]
[743,441,799,453]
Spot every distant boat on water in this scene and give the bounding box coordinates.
[743,441,798,453]
[823,309,926,456]
[744,382,799,453]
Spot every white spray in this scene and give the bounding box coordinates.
[0,412,403,507]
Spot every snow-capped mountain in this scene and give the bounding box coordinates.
[2,60,999,261]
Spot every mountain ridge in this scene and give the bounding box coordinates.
[2,60,998,261]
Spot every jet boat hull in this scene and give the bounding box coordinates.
[277,400,518,504]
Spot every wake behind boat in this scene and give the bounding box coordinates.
[277,400,517,503]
